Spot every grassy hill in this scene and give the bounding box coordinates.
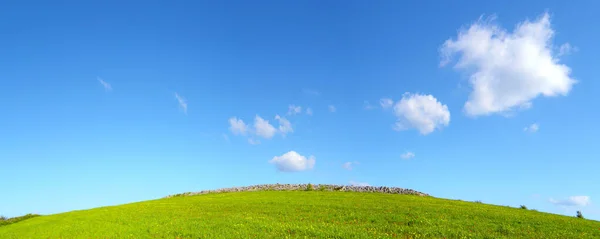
[1,187,599,238]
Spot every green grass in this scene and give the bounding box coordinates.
[0,214,40,227]
[1,191,599,238]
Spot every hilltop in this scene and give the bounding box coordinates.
[1,184,599,238]
[166,183,430,197]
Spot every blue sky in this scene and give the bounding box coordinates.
[1,0,599,220]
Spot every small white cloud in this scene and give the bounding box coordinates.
[401,152,415,159]
[228,117,248,135]
[269,151,315,172]
[328,105,336,113]
[288,105,302,115]
[550,196,591,207]
[440,13,576,116]
[275,115,293,136]
[342,161,359,170]
[229,114,294,141]
[349,181,370,186]
[558,43,577,56]
[392,93,451,135]
[248,138,261,145]
[364,101,376,110]
[175,93,188,114]
[306,107,313,116]
[380,98,394,109]
[254,115,277,139]
[97,77,112,91]
[524,123,539,133]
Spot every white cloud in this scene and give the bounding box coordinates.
[228,117,248,135]
[254,115,277,139]
[380,98,394,109]
[275,115,293,136]
[175,93,188,114]
[248,138,261,145]
[229,114,294,141]
[550,196,591,207]
[342,161,359,170]
[97,77,112,91]
[558,43,577,56]
[328,105,336,113]
[392,93,450,135]
[306,107,313,116]
[524,123,539,133]
[349,181,370,186]
[401,152,415,159]
[288,105,302,115]
[440,13,576,116]
[269,151,315,172]
[364,101,376,110]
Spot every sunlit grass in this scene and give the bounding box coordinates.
[1,191,599,238]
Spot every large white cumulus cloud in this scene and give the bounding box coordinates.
[441,13,576,116]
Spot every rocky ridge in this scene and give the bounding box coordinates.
[166,183,430,198]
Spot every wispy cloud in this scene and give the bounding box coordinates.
[524,123,539,133]
[275,115,293,136]
[306,107,313,116]
[97,77,112,91]
[229,117,248,135]
[401,151,415,159]
[550,196,591,207]
[227,114,295,144]
[175,93,188,114]
[342,161,359,170]
[288,105,302,115]
[328,105,336,113]
[558,43,577,56]
[248,138,261,145]
[363,101,376,110]
[380,98,393,109]
[254,115,277,139]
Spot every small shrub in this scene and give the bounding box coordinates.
[0,216,6,221]
[576,211,584,219]
[318,185,326,191]
[306,183,314,191]
[474,200,483,204]
[520,205,528,210]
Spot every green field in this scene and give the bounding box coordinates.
[1,191,599,238]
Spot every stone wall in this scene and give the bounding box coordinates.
[166,184,429,198]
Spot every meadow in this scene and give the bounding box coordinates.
[1,190,599,238]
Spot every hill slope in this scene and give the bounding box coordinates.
[1,189,599,238]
